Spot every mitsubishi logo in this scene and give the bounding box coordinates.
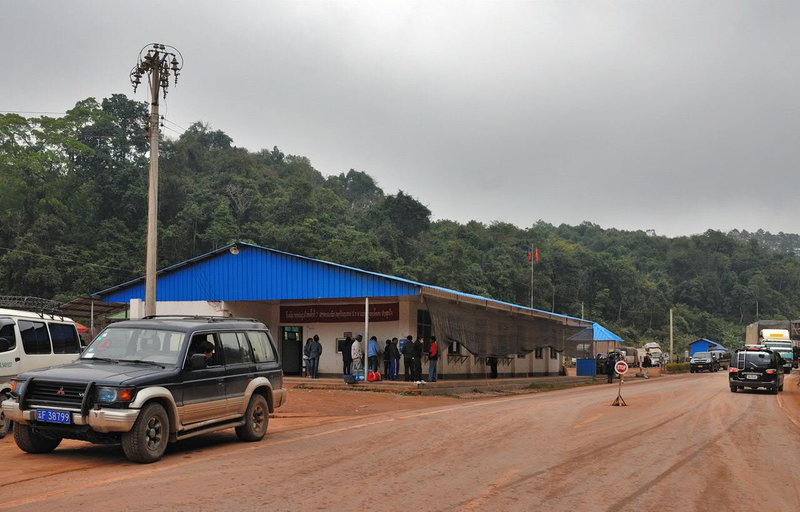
[55,387,65,396]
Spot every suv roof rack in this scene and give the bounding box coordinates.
[140,315,260,323]
[0,295,66,320]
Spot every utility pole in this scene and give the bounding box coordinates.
[130,43,183,317]
[669,308,674,364]
[530,244,534,308]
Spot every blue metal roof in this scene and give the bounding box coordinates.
[97,243,420,302]
[689,338,728,351]
[94,241,589,325]
[568,323,624,342]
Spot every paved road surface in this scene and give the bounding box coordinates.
[2,372,799,511]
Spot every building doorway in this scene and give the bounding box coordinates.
[281,326,303,375]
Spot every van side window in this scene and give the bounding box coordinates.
[219,332,245,365]
[0,319,16,352]
[18,320,52,355]
[49,323,81,354]
[236,332,254,363]
[247,331,276,363]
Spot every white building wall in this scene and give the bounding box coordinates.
[141,297,566,378]
[129,299,226,319]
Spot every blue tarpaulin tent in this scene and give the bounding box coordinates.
[689,338,728,356]
[569,323,624,376]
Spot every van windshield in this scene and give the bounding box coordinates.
[82,328,185,366]
[694,352,711,358]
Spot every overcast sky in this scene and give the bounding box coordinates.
[3,1,799,237]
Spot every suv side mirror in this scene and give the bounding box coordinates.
[187,353,208,370]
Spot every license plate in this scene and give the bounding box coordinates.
[746,374,759,380]
[35,409,71,424]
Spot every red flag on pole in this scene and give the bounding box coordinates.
[535,247,539,263]
[526,250,532,262]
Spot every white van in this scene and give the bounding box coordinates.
[0,308,82,437]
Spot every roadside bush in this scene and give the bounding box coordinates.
[665,362,690,373]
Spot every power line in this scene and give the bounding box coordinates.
[161,124,183,137]
[0,110,67,116]
[161,117,188,132]
[0,246,141,275]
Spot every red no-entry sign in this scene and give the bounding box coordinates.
[614,360,629,375]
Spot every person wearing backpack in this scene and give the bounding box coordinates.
[387,337,401,380]
[427,335,439,382]
[642,352,652,379]
[401,335,414,381]
[383,339,392,377]
[412,337,424,383]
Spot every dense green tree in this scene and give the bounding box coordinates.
[5,95,800,354]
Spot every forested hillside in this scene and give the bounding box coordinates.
[3,96,800,354]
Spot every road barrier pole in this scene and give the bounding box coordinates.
[611,360,628,406]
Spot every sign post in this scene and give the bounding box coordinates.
[611,360,628,406]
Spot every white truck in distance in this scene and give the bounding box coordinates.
[639,342,663,367]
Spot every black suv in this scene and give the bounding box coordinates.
[689,351,719,373]
[2,316,286,463]
[729,346,784,394]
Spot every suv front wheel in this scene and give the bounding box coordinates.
[236,393,269,442]
[121,402,170,463]
[14,423,61,453]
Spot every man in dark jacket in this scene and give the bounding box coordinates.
[383,339,392,376]
[607,352,617,384]
[401,335,414,381]
[642,352,652,379]
[342,336,353,376]
[305,335,323,379]
[412,337,424,382]
[387,337,401,380]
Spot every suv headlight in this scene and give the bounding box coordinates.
[10,379,26,397]
[96,387,135,404]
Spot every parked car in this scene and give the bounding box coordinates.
[729,346,784,394]
[711,350,730,370]
[0,308,82,439]
[690,352,719,373]
[3,316,287,463]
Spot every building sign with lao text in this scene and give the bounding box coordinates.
[280,303,400,324]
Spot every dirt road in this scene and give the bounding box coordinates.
[2,372,799,511]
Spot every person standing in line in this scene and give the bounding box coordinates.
[401,335,414,381]
[486,356,498,379]
[388,337,401,380]
[302,338,312,377]
[383,339,392,376]
[427,336,439,382]
[642,351,652,379]
[307,334,323,379]
[342,336,353,375]
[412,337,424,383]
[351,334,364,376]
[607,352,616,384]
[367,336,380,373]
